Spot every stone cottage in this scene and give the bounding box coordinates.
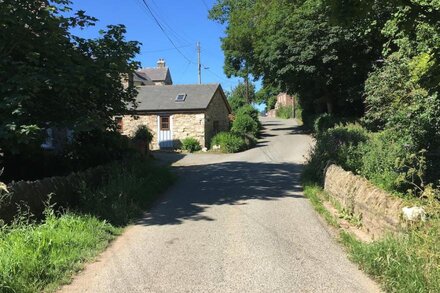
[117,84,231,149]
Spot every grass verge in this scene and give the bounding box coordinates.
[303,182,440,293]
[0,157,175,292]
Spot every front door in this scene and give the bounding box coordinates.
[157,115,173,148]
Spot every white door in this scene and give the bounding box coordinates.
[157,115,173,148]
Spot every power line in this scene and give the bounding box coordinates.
[141,44,191,54]
[201,0,210,11]
[139,0,196,64]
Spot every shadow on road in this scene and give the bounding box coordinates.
[137,161,303,226]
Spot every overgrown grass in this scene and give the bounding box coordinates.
[0,157,175,292]
[0,210,120,293]
[303,181,440,293]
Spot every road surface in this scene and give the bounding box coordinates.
[61,117,380,293]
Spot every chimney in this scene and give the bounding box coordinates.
[157,58,166,68]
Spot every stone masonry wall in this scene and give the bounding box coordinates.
[324,164,404,238]
[121,115,158,149]
[121,113,206,149]
[172,113,205,147]
[205,90,230,146]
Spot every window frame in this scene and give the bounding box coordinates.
[160,116,170,131]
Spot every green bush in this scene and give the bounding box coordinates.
[180,137,201,153]
[304,123,369,182]
[63,130,135,171]
[313,114,356,135]
[358,130,412,194]
[236,104,259,121]
[211,132,247,153]
[133,125,153,142]
[231,113,259,138]
[276,105,293,119]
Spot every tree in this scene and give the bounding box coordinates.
[210,0,383,116]
[227,81,256,113]
[0,0,140,156]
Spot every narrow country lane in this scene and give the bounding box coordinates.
[60,117,380,293]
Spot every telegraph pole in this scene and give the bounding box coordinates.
[197,42,201,84]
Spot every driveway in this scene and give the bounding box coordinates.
[61,117,380,293]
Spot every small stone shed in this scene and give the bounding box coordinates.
[118,84,231,149]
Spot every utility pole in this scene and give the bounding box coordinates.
[197,42,201,84]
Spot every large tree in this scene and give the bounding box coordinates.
[210,0,384,116]
[0,0,140,155]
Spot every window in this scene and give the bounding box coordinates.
[175,93,187,102]
[213,121,220,134]
[160,116,170,130]
[115,117,123,132]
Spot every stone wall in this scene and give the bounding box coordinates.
[1,166,108,224]
[172,113,205,147]
[324,164,404,238]
[205,90,231,146]
[121,115,158,149]
[121,113,206,149]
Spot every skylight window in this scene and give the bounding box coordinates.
[175,93,187,102]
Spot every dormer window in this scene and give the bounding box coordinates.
[175,93,186,102]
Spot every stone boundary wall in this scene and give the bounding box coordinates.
[324,164,404,238]
[0,166,108,224]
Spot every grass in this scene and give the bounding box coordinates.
[303,181,440,293]
[0,157,175,292]
[0,211,121,293]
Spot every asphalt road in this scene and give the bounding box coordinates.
[60,117,380,293]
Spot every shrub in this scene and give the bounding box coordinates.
[313,114,356,135]
[211,132,247,153]
[181,137,201,152]
[63,130,135,171]
[133,125,153,143]
[231,113,259,138]
[236,104,259,121]
[304,123,369,182]
[358,130,413,194]
[276,105,293,119]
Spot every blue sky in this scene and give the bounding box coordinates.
[69,0,243,93]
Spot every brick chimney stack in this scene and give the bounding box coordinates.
[157,59,166,68]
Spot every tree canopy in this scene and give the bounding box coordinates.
[0,0,140,155]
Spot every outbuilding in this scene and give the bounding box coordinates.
[117,83,231,149]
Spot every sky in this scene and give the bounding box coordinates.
[69,0,244,93]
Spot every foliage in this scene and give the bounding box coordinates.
[276,105,293,119]
[227,81,256,112]
[0,0,140,156]
[63,130,135,172]
[133,125,153,143]
[363,54,440,152]
[0,210,120,293]
[211,132,247,153]
[313,114,356,135]
[255,84,280,110]
[235,104,262,132]
[210,0,382,116]
[340,221,440,293]
[304,180,440,293]
[180,137,202,153]
[358,130,411,194]
[231,113,259,138]
[304,123,370,182]
[77,158,175,226]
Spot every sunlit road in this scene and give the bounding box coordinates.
[60,117,380,293]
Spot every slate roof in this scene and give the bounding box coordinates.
[133,72,154,85]
[134,84,229,112]
[137,67,171,83]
